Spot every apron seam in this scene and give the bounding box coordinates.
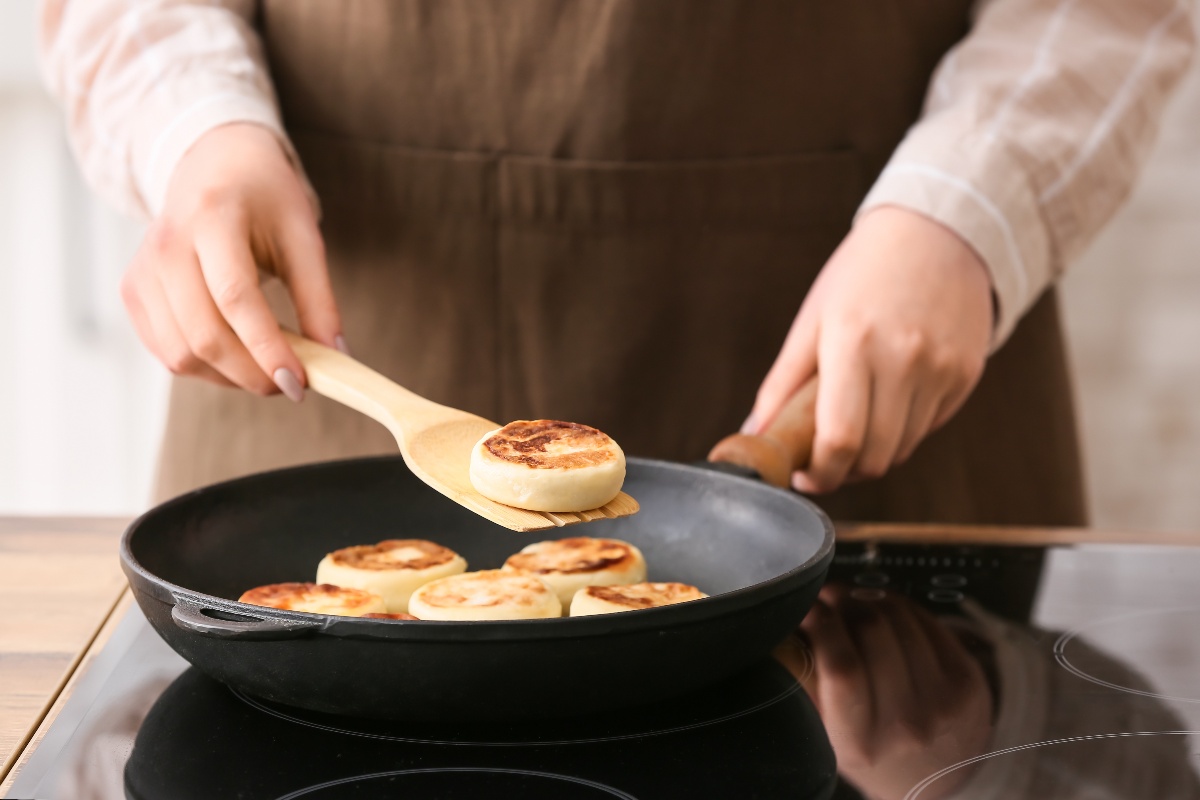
[488,154,504,423]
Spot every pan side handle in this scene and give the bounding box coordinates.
[171,600,323,641]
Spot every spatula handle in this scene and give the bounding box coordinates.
[284,331,443,441]
[707,377,818,489]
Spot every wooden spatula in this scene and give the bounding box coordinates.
[284,332,640,532]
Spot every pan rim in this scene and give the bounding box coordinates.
[121,455,835,642]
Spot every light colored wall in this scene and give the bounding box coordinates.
[1060,56,1200,533]
[0,1,1198,529]
[0,0,167,515]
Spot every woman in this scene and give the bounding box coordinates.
[40,0,1194,523]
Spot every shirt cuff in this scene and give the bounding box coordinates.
[132,91,319,220]
[857,119,1053,350]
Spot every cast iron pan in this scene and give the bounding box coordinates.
[121,388,831,721]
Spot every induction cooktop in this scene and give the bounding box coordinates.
[5,605,836,800]
[7,539,1200,799]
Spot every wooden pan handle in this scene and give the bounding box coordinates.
[707,377,819,488]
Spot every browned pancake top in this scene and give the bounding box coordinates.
[482,420,618,470]
[362,612,421,620]
[328,539,459,571]
[238,582,380,611]
[418,570,551,608]
[505,537,638,575]
[584,582,705,608]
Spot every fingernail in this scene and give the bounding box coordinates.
[334,335,351,356]
[273,367,304,403]
[791,472,814,494]
[740,412,760,435]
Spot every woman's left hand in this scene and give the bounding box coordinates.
[746,206,993,493]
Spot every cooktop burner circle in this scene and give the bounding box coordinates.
[900,730,1200,800]
[275,767,639,799]
[1054,606,1200,704]
[234,660,802,747]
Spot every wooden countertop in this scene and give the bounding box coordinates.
[0,517,129,791]
[3,515,1200,792]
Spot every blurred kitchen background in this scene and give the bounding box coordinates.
[1,1,1199,529]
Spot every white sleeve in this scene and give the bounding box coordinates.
[38,0,308,219]
[859,0,1195,348]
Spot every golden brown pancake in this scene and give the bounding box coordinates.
[469,420,626,512]
[315,539,467,614]
[238,582,387,617]
[325,539,461,571]
[570,582,708,617]
[502,537,647,608]
[362,612,421,620]
[481,421,620,469]
[408,569,562,621]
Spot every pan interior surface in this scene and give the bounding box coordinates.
[128,457,831,612]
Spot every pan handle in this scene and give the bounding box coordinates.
[171,601,323,641]
[707,376,818,489]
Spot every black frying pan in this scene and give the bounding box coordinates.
[121,442,833,720]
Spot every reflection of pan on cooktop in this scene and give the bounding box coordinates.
[124,661,838,800]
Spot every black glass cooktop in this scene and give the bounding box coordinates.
[8,540,1200,799]
[6,607,836,800]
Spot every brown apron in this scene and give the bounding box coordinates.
[153,0,1086,527]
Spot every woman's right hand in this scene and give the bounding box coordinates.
[121,123,342,401]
